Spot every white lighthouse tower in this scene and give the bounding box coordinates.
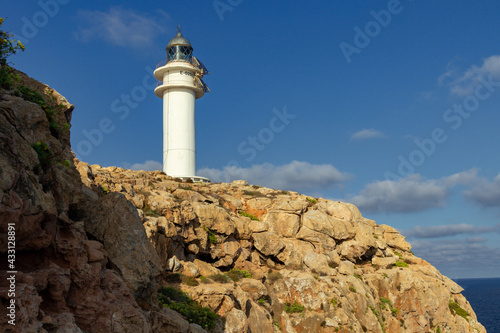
[154,27,210,182]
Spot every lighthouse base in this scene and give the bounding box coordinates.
[175,176,210,183]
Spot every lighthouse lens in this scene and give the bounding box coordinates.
[167,45,193,62]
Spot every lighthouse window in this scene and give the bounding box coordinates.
[167,45,193,62]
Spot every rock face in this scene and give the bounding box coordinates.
[0,68,190,332]
[0,67,487,333]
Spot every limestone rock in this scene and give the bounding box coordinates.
[266,211,301,238]
[86,192,162,303]
[0,67,486,333]
[252,232,285,256]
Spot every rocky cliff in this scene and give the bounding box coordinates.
[0,68,487,333]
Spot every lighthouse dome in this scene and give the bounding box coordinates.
[167,31,192,48]
[166,29,193,63]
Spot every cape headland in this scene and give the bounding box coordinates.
[0,67,486,332]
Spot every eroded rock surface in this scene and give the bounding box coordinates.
[0,67,486,333]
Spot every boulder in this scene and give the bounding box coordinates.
[85,192,162,303]
[266,211,301,238]
[252,232,285,256]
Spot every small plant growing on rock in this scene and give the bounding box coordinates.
[380,297,399,316]
[284,301,305,314]
[100,184,110,195]
[204,227,217,245]
[199,276,211,284]
[243,190,265,197]
[226,268,252,282]
[209,273,230,283]
[394,260,408,268]
[158,287,218,330]
[449,299,469,321]
[329,298,338,307]
[354,273,363,280]
[31,141,52,170]
[349,285,356,293]
[306,197,317,204]
[257,296,270,305]
[368,305,386,333]
[238,211,259,221]
[181,275,199,286]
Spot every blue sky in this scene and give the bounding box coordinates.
[3,0,500,278]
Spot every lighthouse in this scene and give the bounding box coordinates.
[154,27,210,182]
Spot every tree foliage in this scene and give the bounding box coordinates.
[0,17,25,65]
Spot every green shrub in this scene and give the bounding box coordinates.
[181,275,199,286]
[56,159,72,168]
[204,227,217,245]
[238,211,259,220]
[158,287,218,330]
[354,273,363,280]
[284,301,305,314]
[349,285,356,293]
[449,300,469,321]
[380,297,399,316]
[209,273,230,283]
[199,276,211,284]
[0,65,19,90]
[31,141,52,170]
[226,268,252,282]
[180,185,193,191]
[368,305,386,333]
[393,251,403,259]
[100,184,110,195]
[306,197,317,204]
[394,261,408,268]
[329,298,338,307]
[257,296,269,305]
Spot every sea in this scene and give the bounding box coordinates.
[454,278,500,333]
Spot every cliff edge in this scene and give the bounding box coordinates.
[0,67,486,333]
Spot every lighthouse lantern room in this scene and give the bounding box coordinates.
[154,27,209,182]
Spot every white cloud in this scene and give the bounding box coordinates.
[411,238,500,278]
[403,223,500,239]
[76,7,169,48]
[441,168,479,187]
[440,55,500,96]
[129,160,162,171]
[463,173,500,208]
[198,160,351,191]
[348,169,478,214]
[351,129,385,141]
